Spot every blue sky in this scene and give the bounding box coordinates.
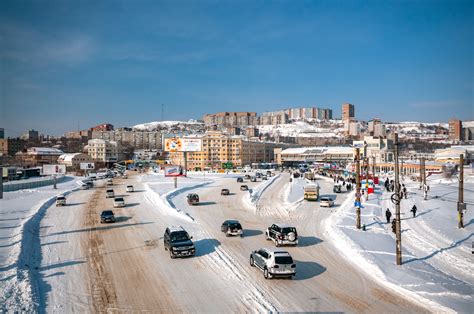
[1,0,473,136]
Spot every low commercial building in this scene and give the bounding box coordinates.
[434,145,474,164]
[57,153,94,169]
[15,147,64,167]
[275,146,354,166]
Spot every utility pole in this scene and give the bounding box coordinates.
[0,166,3,199]
[458,154,465,228]
[394,133,402,265]
[365,157,369,201]
[355,147,361,229]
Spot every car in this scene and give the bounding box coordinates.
[106,189,115,198]
[163,226,195,258]
[266,171,273,177]
[255,172,262,178]
[122,174,128,179]
[100,210,115,223]
[237,177,244,183]
[221,188,230,196]
[244,174,251,180]
[240,185,249,191]
[85,180,94,188]
[333,184,342,193]
[106,179,113,186]
[221,220,243,237]
[187,193,199,205]
[250,176,257,182]
[126,185,134,193]
[293,172,300,178]
[56,195,66,206]
[265,224,298,247]
[80,183,90,190]
[250,248,296,279]
[262,175,268,180]
[113,197,125,208]
[320,197,334,207]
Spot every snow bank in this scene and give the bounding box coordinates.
[243,174,280,210]
[0,179,80,312]
[323,179,472,312]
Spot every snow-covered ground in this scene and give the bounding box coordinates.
[0,177,83,312]
[3,168,468,312]
[324,173,473,312]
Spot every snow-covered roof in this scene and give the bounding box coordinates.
[58,153,83,162]
[462,121,474,128]
[281,146,353,155]
[26,147,63,155]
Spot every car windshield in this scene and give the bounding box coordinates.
[102,211,113,216]
[188,194,198,200]
[127,186,133,188]
[275,256,294,264]
[57,197,65,200]
[107,190,113,193]
[229,223,242,229]
[170,231,189,242]
[321,198,330,201]
[115,198,124,202]
[281,227,296,234]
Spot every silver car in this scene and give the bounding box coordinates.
[250,248,296,279]
[320,197,334,207]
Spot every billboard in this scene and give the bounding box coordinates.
[164,138,202,152]
[80,162,95,170]
[43,164,66,175]
[164,165,185,177]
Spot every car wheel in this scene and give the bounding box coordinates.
[170,250,175,259]
[225,232,229,237]
[275,241,280,247]
[250,256,255,267]
[264,268,271,279]
[265,232,270,240]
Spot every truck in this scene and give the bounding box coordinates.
[304,183,320,201]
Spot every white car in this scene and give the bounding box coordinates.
[106,179,113,186]
[320,197,334,207]
[113,197,125,208]
[250,248,296,279]
[126,185,134,192]
[56,195,66,206]
[106,189,115,198]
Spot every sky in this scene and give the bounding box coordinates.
[1,0,473,136]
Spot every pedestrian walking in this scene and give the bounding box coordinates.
[411,205,417,218]
[385,208,392,223]
[402,184,407,199]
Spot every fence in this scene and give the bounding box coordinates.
[3,175,69,192]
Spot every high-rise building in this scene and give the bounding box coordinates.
[20,129,39,141]
[91,123,114,132]
[448,119,462,141]
[0,128,4,139]
[87,139,119,164]
[342,103,355,121]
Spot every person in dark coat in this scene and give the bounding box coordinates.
[402,184,407,199]
[385,208,392,223]
[411,205,417,218]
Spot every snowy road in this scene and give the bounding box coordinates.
[3,171,430,312]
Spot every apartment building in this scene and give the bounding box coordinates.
[87,139,119,164]
[353,136,394,163]
[168,132,280,170]
[91,128,163,150]
[203,112,257,127]
[260,107,333,124]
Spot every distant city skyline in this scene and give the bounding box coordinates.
[1,0,472,137]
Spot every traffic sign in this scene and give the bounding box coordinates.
[391,193,401,205]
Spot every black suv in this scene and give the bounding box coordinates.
[221,220,243,237]
[164,226,196,258]
[100,210,115,223]
[265,224,298,247]
[237,177,244,183]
